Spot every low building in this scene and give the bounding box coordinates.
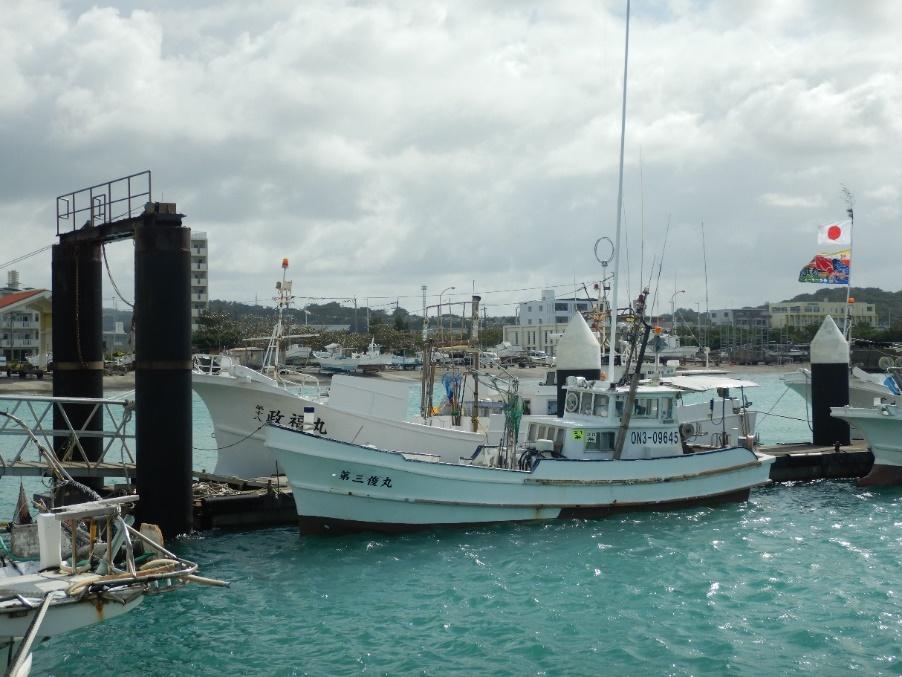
[103,321,132,356]
[706,309,734,326]
[0,288,52,368]
[768,300,876,329]
[502,324,561,357]
[705,308,769,328]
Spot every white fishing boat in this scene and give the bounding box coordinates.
[314,338,395,373]
[831,397,902,486]
[265,358,773,533]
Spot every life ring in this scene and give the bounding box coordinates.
[565,391,580,412]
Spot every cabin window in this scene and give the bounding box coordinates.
[528,424,538,441]
[585,431,615,451]
[522,399,532,415]
[633,398,659,418]
[554,427,565,454]
[660,398,674,421]
[593,394,609,417]
[580,392,593,415]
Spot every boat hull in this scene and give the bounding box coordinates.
[265,425,773,534]
[832,404,902,485]
[297,487,753,534]
[0,590,143,641]
[194,372,486,478]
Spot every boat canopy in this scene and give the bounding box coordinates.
[657,375,759,392]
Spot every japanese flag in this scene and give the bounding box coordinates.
[817,220,851,246]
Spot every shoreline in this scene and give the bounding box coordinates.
[0,361,802,394]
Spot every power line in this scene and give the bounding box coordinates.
[0,245,53,271]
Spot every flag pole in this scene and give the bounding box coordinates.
[842,187,855,339]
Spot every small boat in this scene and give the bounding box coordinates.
[0,412,227,675]
[265,369,773,534]
[831,398,902,485]
[314,338,395,373]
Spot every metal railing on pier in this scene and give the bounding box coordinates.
[0,394,136,478]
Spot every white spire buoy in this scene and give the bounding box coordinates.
[811,315,850,446]
[556,313,601,371]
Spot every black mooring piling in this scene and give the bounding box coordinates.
[53,174,193,536]
[134,203,193,538]
[51,241,104,494]
[810,315,850,447]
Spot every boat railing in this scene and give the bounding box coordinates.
[0,394,136,477]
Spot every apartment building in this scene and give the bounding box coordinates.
[768,300,876,329]
[190,231,209,332]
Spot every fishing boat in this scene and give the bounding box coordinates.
[831,391,902,486]
[314,338,395,373]
[264,307,774,533]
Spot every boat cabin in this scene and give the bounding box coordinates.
[524,377,688,460]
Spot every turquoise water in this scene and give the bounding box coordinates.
[10,374,902,675]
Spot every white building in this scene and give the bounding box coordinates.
[505,289,596,356]
[0,274,52,368]
[190,231,209,332]
[706,309,735,326]
[517,289,593,328]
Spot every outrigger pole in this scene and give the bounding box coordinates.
[607,0,630,384]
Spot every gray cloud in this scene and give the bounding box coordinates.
[1,0,900,317]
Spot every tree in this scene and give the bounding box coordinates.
[192,312,243,353]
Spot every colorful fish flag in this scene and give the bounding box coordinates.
[799,219,852,285]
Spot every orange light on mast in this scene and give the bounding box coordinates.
[848,297,855,304]
[282,258,289,269]
[653,326,663,334]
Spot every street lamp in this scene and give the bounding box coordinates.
[670,290,685,332]
[439,286,455,342]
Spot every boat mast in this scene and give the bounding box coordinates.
[263,258,292,371]
[607,0,631,384]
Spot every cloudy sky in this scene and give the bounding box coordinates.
[1,0,900,318]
